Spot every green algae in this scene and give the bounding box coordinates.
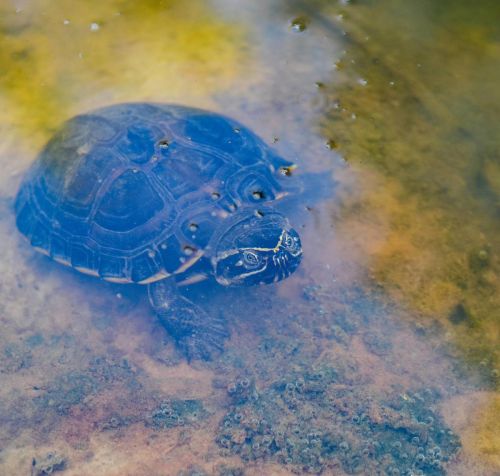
[207,281,466,474]
[304,0,500,389]
[0,0,247,149]
[149,398,207,429]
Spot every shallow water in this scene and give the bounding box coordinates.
[0,0,499,475]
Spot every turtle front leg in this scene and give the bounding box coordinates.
[148,278,229,361]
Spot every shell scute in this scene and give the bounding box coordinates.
[70,243,97,271]
[98,254,128,281]
[225,165,283,205]
[181,113,243,152]
[179,210,218,250]
[15,193,37,238]
[116,123,159,164]
[49,233,68,261]
[94,169,164,232]
[30,221,51,250]
[130,250,163,283]
[151,145,226,200]
[157,234,185,274]
[32,176,57,221]
[61,149,117,209]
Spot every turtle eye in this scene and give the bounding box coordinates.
[242,251,261,268]
[282,232,300,252]
[283,232,294,248]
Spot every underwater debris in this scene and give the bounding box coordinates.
[448,303,469,326]
[0,342,33,373]
[177,466,208,476]
[99,414,131,431]
[25,333,44,348]
[32,356,141,416]
[227,377,258,405]
[362,331,393,356]
[87,356,138,386]
[215,464,245,476]
[33,372,98,416]
[31,452,67,475]
[468,247,491,272]
[290,16,309,32]
[148,399,207,430]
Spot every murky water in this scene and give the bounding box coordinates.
[0,0,499,475]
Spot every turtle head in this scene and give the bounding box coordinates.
[211,209,302,286]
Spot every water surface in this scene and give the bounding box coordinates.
[0,0,498,474]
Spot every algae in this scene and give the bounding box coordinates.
[218,382,461,474]
[296,0,500,389]
[0,0,247,150]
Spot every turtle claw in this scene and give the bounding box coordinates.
[176,311,229,362]
[157,304,228,361]
[179,325,228,362]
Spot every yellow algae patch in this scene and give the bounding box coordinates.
[470,396,500,468]
[484,159,500,193]
[444,392,500,472]
[0,0,248,150]
[315,0,500,386]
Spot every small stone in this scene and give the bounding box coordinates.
[31,452,67,476]
[325,139,338,150]
[448,303,468,325]
[290,16,309,32]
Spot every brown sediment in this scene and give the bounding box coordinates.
[313,0,500,389]
[308,0,500,469]
[442,392,500,474]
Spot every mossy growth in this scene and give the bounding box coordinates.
[309,0,500,388]
[32,356,139,416]
[217,367,460,474]
[470,396,500,468]
[149,399,207,430]
[0,0,247,148]
[0,342,33,373]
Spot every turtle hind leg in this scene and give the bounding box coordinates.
[148,279,229,362]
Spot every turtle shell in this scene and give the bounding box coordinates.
[15,103,296,284]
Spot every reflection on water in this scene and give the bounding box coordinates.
[0,0,498,474]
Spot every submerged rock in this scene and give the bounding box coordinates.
[31,452,67,475]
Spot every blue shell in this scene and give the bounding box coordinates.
[15,103,296,284]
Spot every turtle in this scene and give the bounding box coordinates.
[14,103,305,360]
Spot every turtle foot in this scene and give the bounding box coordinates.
[177,315,229,362]
[158,301,229,361]
[148,279,229,361]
